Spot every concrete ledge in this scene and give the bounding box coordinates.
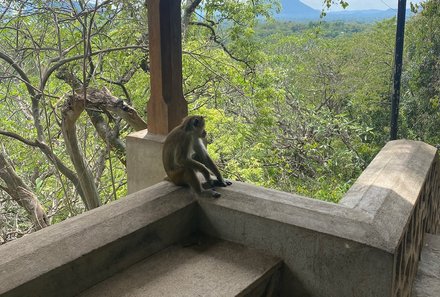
[198,181,371,245]
[197,182,393,297]
[196,140,439,297]
[340,140,439,297]
[1,140,437,297]
[341,140,437,252]
[0,182,196,297]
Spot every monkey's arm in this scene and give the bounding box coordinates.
[182,158,213,182]
[193,142,231,187]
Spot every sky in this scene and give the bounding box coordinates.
[300,0,423,11]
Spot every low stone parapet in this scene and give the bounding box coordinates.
[1,140,438,297]
[0,182,196,297]
[198,140,440,297]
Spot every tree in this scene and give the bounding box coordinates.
[400,0,440,145]
[1,0,424,241]
[182,16,398,201]
[0,0,148,238]
[0,0,283,242]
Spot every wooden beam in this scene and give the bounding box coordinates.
[147,0,188,135]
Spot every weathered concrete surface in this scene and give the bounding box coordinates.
[412,234,440,297]
[78,238,281,297]
[0,182,196,297]
[197,182,394,297]
[196,140,439,297]
[341,140,437,252]
[341,140,439,297]
[127,130,166,194]
[1,140,437,297]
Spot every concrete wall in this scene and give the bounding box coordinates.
[0,183,197,297]
[123,137,440,297]
[196,140,439,297]
[341,140,440,297]
[1,140,438,297]
[197,183,393,297]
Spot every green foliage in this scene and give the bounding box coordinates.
[1,0,440,240]
[184,15,397,202]
[400,0,440,145]
[256,20,370,39]
[0,0,148,238]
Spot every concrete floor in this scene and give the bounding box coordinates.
[412,234,440,297]
[77,237,281,297]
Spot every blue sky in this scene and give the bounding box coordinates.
[300,0,423,11]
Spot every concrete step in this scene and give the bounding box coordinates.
[77,237,282,297]
[412,233,440,297]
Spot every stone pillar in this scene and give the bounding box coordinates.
[127,131,166,194]
[127,0,188,193]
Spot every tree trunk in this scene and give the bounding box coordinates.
[0,153,49,230]
[61,95,101,210]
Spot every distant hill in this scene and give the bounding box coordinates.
[274,1,409,22]
[325,9,404,22]
[274,0,321,20]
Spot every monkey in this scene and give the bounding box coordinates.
[162,115,232,198]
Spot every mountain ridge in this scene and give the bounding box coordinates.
[275,0,405,22]
[275,0,320,20]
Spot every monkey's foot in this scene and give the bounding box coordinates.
[211,190,221,198]
[200,189,221,198]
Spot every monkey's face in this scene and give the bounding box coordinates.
[183,115,206,137]
[191,116,206,137]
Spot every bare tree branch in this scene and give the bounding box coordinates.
[182,0,203,37]
[0,130,86,202]
[40,45,148,91]
[189,21,253,69]
[0,52,44,140]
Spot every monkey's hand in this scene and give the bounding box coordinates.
[213,179,232,187]
[202,179,231,189]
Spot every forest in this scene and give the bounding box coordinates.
[0,0,439,244]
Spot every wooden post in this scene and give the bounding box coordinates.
[147,0,188,135]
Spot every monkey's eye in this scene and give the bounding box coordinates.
[193,118,199,127]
